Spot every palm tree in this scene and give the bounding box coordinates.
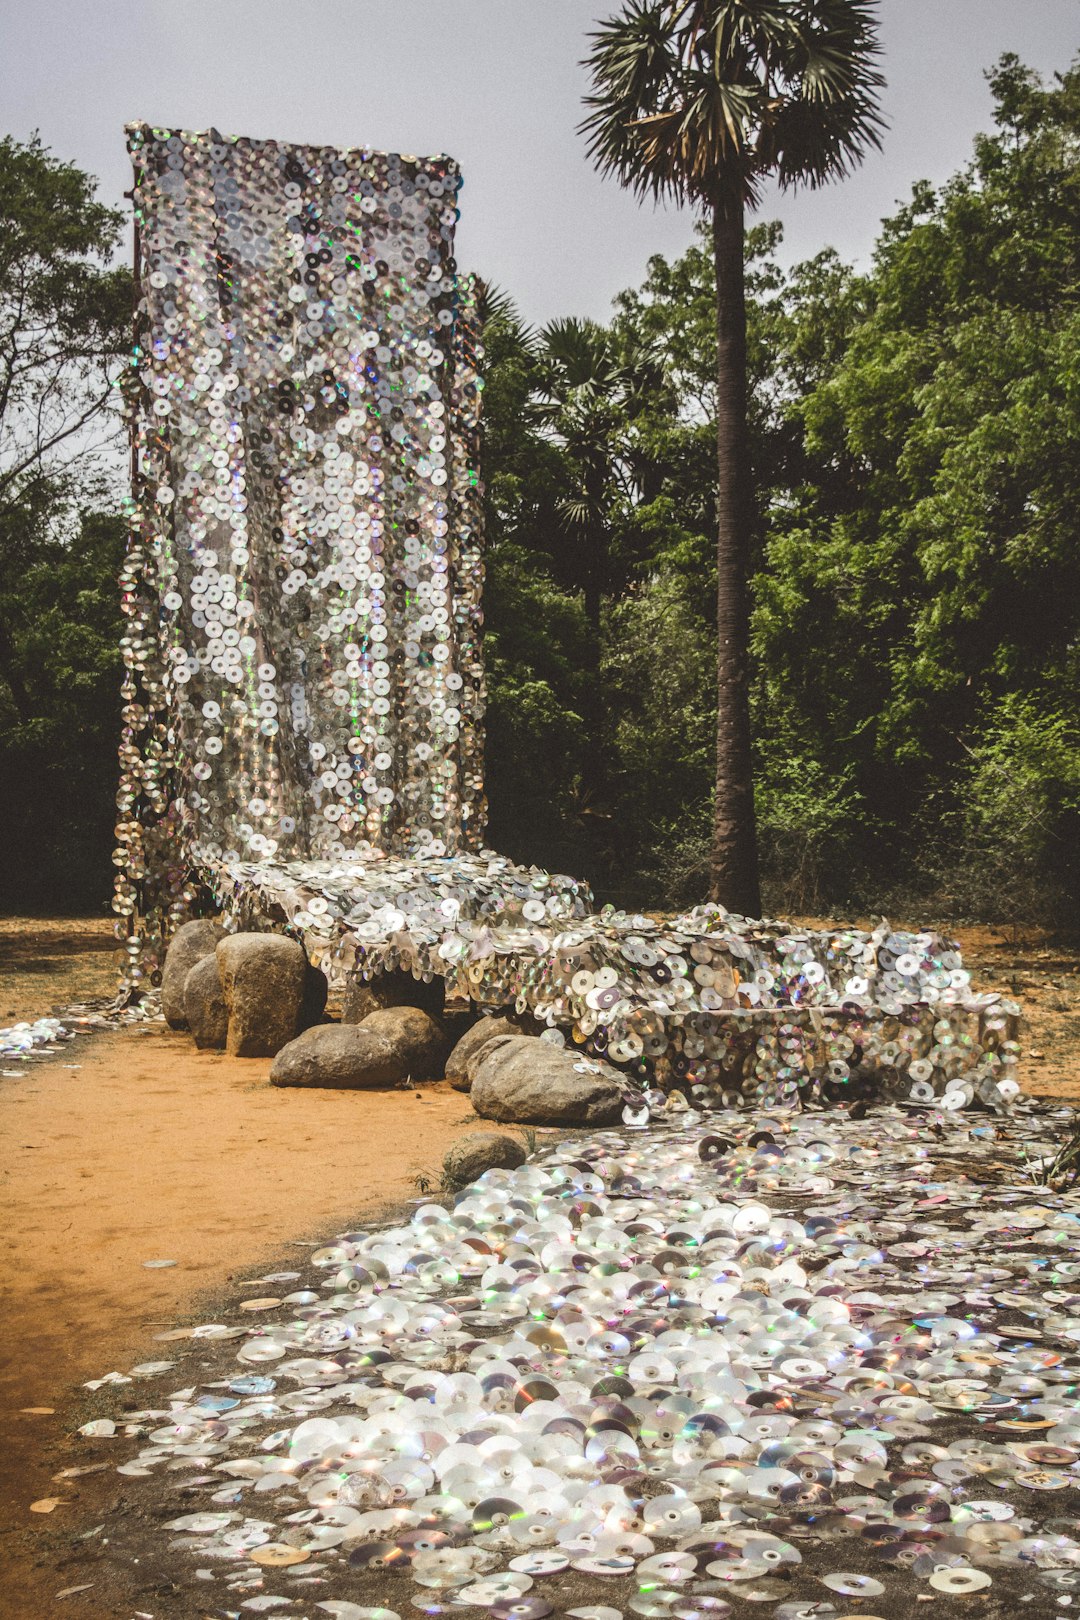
[581,0,884,916]
[531,317,632,635]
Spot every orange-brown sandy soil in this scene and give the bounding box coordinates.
[0,918,528,1617]
[0,913,119,1022]
[0,912,1076,1617]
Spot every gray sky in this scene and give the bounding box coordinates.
[2,0,1078,325]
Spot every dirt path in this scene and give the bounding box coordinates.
[0,914,118,1023]
[0,1024,516,1617]
[1,913,1077,1616]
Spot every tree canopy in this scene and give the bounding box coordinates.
[485,51,1080,925]
[0,135,129,911]
[2,56,1079,930]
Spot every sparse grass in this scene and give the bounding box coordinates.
[1024,1123,1080,1190]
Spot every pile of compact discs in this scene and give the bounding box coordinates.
[114,123,485,989]
[0,1016,73,1065]
[0,999,162,1076]
[202,848,1020,1109]
[87,1107,1080,1613]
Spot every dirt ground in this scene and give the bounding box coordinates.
[0,919,532,1617]
[0,913,119,1023]
[946,923,1080,1099]
[0,912,1077,1618]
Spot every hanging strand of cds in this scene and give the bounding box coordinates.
[113,125,487,991]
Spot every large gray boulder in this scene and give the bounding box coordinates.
[464,1032,518,1090]
[445,1016,523,1092]
[470,1038,624,1126]
[443,1132,527,1187]
[184,953,228,1050]
[342,969,444,1024]
[216,933,307,1058]
[269,1024,404,1089]
[359,1006,450,1080]
[161,919,225,1029]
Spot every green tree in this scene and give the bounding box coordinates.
[0,135,130,912]
[0,133,130,501]
[475,286,598,876]
[0,506,125,910]
[531,316,649,634]
[754,53,1080,922]
[580,0,884,916]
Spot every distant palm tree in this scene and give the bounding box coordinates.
[581,0,884,916]
[532,317,632,635]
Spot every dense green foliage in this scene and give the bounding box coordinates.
[2,55,1078,927]
[0,504,125,909]
[485,54,1080,925]
[0,134,129,911]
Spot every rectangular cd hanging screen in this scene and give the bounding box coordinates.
[114,124,487,975]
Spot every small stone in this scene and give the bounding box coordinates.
[161,919,225,1029]
[184,954,228,1050]
[359,1006,451,1080]
[445,1016,524,1092]
[217,934,307,1058]
[470,1037,623,1126]
[443,1132,528,1187]
[269,1024,405,1089]
[342,969,444,1024]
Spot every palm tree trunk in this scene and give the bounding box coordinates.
[710,197,761,917]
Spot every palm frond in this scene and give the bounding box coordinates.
[581,0,886,211]
[475,278,536,352]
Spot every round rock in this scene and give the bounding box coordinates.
[445,1016,525,1092]
[161,919,225,1030]
[359,1006,450,1081]
[443,1132,528,1187]
[184,953,228,1050]
[470,1037,623,1126]
[269,1024,405,1089]
[216,933,307,1058]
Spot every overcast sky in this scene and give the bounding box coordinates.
[2,1,1078,325]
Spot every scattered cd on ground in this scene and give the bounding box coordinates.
[65,1099,1080,1620]
[489,1600,552,1620]
[774,1606,839,1620]
[250,1543,309,1567]
[928,1568,992,1594]
[819,1575,885,1598]
[727,1579,790,1602]
[506,1553,568,1576]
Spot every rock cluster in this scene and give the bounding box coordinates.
[269,1008,449,1089]
[159,920,630,1130]
[161,920,224,1029]
[444,1014,522,1091]
[160,921,326,1059]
